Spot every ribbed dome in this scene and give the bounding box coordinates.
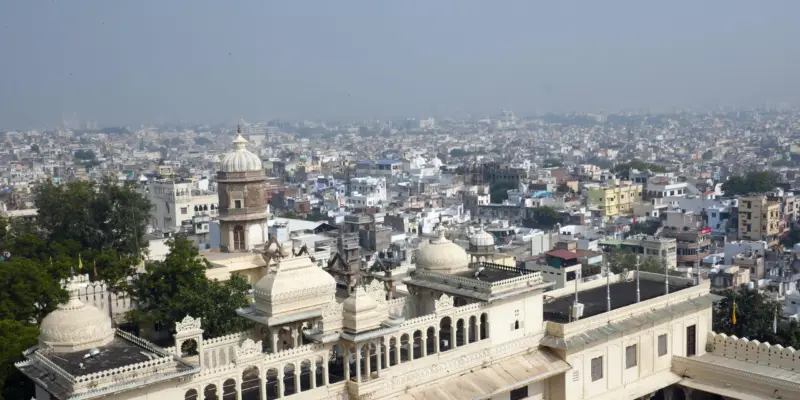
[220,132,263,173]
[470,228,495,247]
[416,230,469,273]
[39,285,115,353]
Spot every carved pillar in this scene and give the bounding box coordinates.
[277,377,283,399]
[476,320,482,340]
[310,364,317,388]
[344,348,351,381]
[270,330,278,352]
[355,346,362,382]
[259,375,267,400]
[420,337,427,357]
[365,346,372,379]
[293,365,300,395]
[450,326,456,348]
[236,380,243,400]
[376,341,382,375]
[408,339,415,361]
[394,342,401,365]
[432,333,439,353]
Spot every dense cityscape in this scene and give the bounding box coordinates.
[6,0,800,399]
[1,108,800,399]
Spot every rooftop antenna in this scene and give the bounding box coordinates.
[605,252,611,312]
[636,254,641,303]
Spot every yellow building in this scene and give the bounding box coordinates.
[585,179,643,218]
[738,195,782,246]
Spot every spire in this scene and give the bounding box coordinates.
[232,124,248,151]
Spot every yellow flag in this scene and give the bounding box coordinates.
[732,301,737,325]
[78,254,83,271]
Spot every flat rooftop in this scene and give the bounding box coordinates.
[543,279,691,323]
[451,262,537,283]
[43,337,161,376]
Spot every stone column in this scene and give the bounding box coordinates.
[236,379,243,400]
[408,339,414,361]
[293,365,300,395]
[355,346,362,382]
[365,346,372,379]
[420,336,427,357]
[344,348,351,381]
[450,326,456,348]
[310,364,317,388]
[270,330,278,352]
[394,342,401,365]
[476,320,482,340]
[277,378,284,399]
[432,333,439,353]
[259,376,267,400]
[376,341,382,375]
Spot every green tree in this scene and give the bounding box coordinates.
[0,320,39,400]
[605,248,675,275]
[34,177,151,286]
[542,158,563,168]
[556,183,574,194]
[701,150,713,161]
[0,258,68,324]
[712,288,788,345]
[628,221,660,236]
[449,148,469,158]
[612,160,667,178]
[73,149,96,161]
[722,170,782,196]
[129,238,252,338]
[528,206,561,229]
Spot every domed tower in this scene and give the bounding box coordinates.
[217,125,269,252]
[468,227,496,263]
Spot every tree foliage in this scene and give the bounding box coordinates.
[129,238,252,338]
[73,149,96,161]
[710,288,800,347]
[721,170,782,196]
[606,247,666,274]
[612,160,667,178]
[542,158,563,168]
[449,148,470,158]
[528,206,561,230]
[0,320,39,400]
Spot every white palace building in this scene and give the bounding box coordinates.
[16,134,800,400]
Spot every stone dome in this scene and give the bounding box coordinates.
[39,282,115,353]
[220,128,263,173]
[416,230,469,273]
[469,228,495,247]
[343,286,378,314]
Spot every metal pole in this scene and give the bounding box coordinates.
[605,253,611,312]
[664,256,670,295]
[636,254,641,303]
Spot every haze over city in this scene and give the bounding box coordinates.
[3,0,800,128]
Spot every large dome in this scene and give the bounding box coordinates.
[416,230,470,273]
[39,291,115,353]
[220,129,263,173]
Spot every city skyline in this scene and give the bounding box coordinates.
[3,1,800,128]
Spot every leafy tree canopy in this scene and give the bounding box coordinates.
[129,238,252,338]
[528,206,561,230]
[73,149,96,161]
[612,160,667,178]
[449,148,470,158]
[542,158,563,168]
[721,170,782,196]
[489,181,516,204]
[711,288,799,347]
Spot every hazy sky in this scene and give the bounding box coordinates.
[2,1,800,128]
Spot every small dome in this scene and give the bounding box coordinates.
[470,228,495,247]
[220,132,263,173]
[416,230,469,273]
[39,285,115,353]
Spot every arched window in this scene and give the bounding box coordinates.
[233,225,245,250]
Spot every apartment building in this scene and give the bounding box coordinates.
[585,179,643,219]
[738,195,782,247]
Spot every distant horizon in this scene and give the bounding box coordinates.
[3,1,800,129]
